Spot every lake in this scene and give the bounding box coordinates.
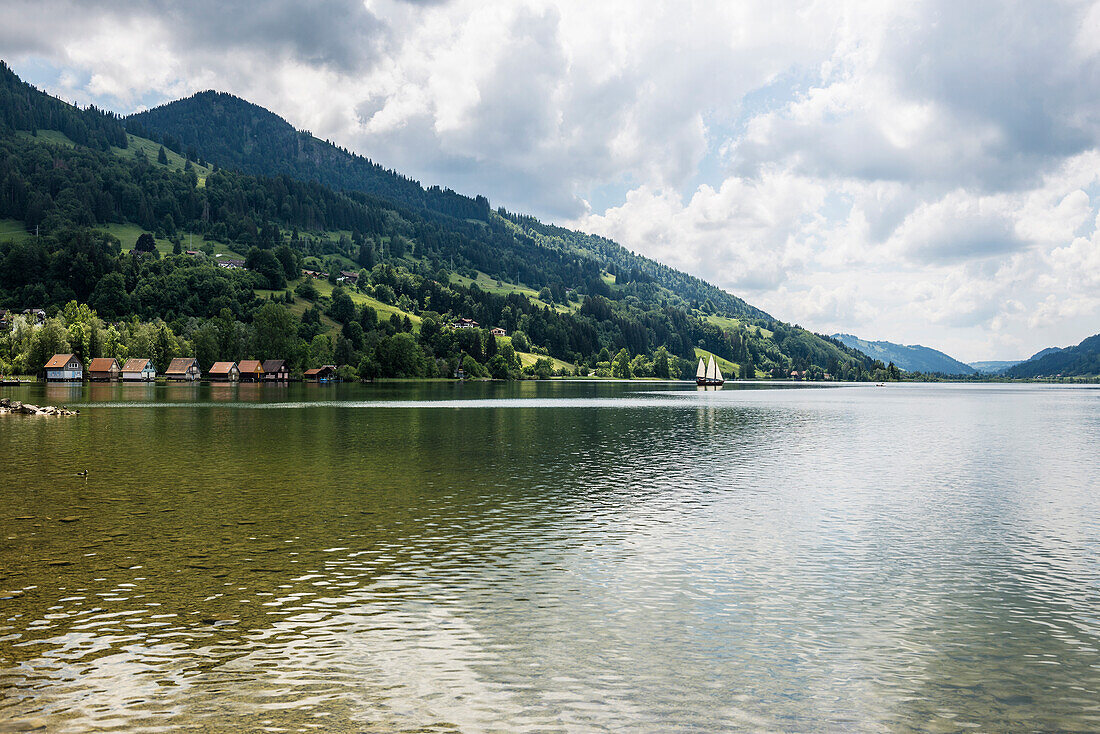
[1,380,1098,732]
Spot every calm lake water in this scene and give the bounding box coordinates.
[1,380,1098,732]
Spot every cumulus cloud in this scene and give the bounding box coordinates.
[886,192,1026,263]
[3,0,1100,359]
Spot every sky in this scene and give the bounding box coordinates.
[3,0,1100,361]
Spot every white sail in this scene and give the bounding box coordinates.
[706,356,717,381]
[714,361,724,383]
[696,358,707,379]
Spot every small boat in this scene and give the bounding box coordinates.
[696,355,725,387]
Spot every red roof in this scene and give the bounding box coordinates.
[45,353,77,369]
[87,358,119,372]
[238,360,264,373]
[208,361,237,375]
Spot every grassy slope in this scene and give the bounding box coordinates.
[256,278,422,335]
[0,218,32,243]
[112,133,214,186]
[252,289,342,333]
[496,335,575,371]
[449,270,576,313]
[17,129,76,148]
[98,222,245,259]
[310,279,422,327]
[705,314,773,339]
[516,351,575,371]
[20,129,214,186]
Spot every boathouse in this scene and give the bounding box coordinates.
[208,362,240,382]
[262,360,290,381]
[303,365,337,381]
[44,354,83,381]
[121,358,157,381]
[165,357,201,381]
[87,357,121,381]
[238,360,265,382]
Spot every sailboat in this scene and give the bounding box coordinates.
[696,355,725,386]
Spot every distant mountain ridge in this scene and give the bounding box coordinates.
[969,347,1066,374]
[1005,335,1099,378]
[832,333,976,374]
[968,360,1021,374]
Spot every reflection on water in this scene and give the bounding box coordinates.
[1,381,1099,732]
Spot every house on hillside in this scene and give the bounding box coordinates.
[23,308,46,323]
[122,358,157,381]
[87,357,120,381]
[338,270,359,285]
[490,327,506,337]
[208,361,240,381]
[452,318,479,329]
[303,365,337,382]
[165,357,201,381]
[238,360,265,382]
[44,354,83,381]
[262,360,290,381]
[216,258,245,270]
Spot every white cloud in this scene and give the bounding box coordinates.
[3,0,1100,359]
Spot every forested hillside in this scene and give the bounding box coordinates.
[0,61,879,381]
[127,89,768,321]
[1005,334,1100,378]
[127,90,490,221]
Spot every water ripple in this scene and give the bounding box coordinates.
[1,381,1098,732]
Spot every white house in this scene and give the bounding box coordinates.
[121,358,157,381]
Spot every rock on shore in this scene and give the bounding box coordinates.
[0,397,78,416]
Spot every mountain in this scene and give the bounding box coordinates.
[832,333,976,374]
[1028,346,1063,361]
[970,347,1065,375]
[1004,335,1100,378]
[0,60,878,380]
[968,360,1021,374]
[127,91,490,221]
[127,89,769,322]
